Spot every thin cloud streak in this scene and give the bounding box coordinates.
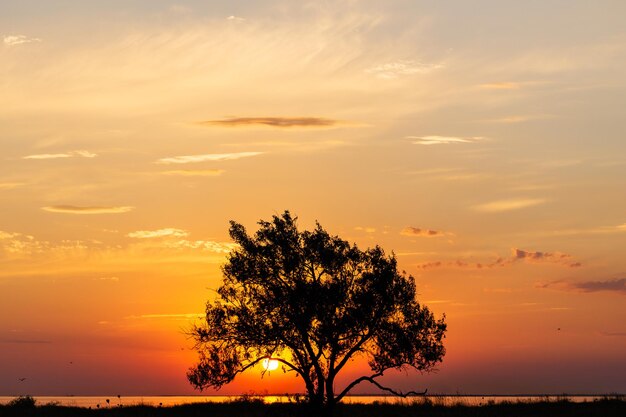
[23,150,97,160]
[156,152,262,165]
[479,82,521,90]
[417,248,580,270]
[201,117,339,128]
[409,136,484,145]
[365,60,443,79]
[539,278,626,295]
[161,240,238,253]
[42,205,134,214]
[3,34,41,46]
[400,227,445,237]
[0,182,25,190]
[161,169,225,176]
[127,228,189,239]
[573,278,626,294]
[473,198,546,212]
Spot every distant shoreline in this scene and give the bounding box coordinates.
[1,395,625,417]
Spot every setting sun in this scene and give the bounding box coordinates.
[262,358,280,372]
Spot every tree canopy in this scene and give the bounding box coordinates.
[188,211,446,408]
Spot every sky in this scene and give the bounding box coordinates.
[1,0,625,396]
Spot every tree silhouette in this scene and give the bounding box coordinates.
[188,211,446,409]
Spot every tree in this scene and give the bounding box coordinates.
[187,211,446,409]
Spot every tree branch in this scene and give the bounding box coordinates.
[335,371,427,403]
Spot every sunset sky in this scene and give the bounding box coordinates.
[1,1,625,396]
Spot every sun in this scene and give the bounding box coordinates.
[262,358,279,371]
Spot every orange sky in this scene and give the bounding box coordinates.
[1,1,625,395]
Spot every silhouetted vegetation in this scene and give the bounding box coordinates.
[187,211,446,409]
[1,396,625,417]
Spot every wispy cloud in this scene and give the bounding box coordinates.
[365,60,443,79]
[3,34,41,46]
[408,136,484,145]
[400,227,445,238]
[479,82,522,90]
[23,150,97,160]
[483,115,554,124]
[161,169,225,176]
[42,205,134,214]
[513,248,581,268]
[539,278,626,295]
[0,182,25,190]
[354,226,376,233]
[473,198,546,212]
[601,331,626,337]
[95,277,120,282]
[161,240,238,253]
[156,152,262,165]
[127,228,189,239]
[201,117,339,128]
[417,248,580,270]
[0,231,23,240]
[572,278,626,294]
[226,15,246,23]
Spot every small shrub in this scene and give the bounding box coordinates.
[7,395,36,408]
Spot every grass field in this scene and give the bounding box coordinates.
[1,395,625,417]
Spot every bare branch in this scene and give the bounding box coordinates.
[336,371,427,403]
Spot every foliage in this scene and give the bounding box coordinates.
[187,211,447,408]
[7,395,37,408]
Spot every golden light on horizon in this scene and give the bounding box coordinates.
[1,0,625,397]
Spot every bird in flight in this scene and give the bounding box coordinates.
[18,378,26,382]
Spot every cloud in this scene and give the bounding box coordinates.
[417,247,580,270]
[513,248,581,268]
[365,60,443,79]
[400,227,445,238]
[483,115,554,124]
[95,277,120,282]
[23,150,97,160]
[571,278,626,294]
[42,205,134,214]
[0,231,22,240]
[479,82,521,90]
[0,182,25,190]
[161,240,238,253]
[513,248,569,262]
[354,226,376,233]
[3,35,41,46]
[161,169,225,176]
[540,278,626,295]
[601,331,626,337]
[473,198,546,212]
[408,136,484,145]
[417,258,509,270]
[127,228,189,239]
[226,15,246,22]
[155,152,262,165]
[201,117,339,128]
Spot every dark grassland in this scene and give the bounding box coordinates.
[1,396,624,417]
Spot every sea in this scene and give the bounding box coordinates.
[0,395,613,408]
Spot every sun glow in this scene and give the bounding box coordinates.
[262,358,279,371]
